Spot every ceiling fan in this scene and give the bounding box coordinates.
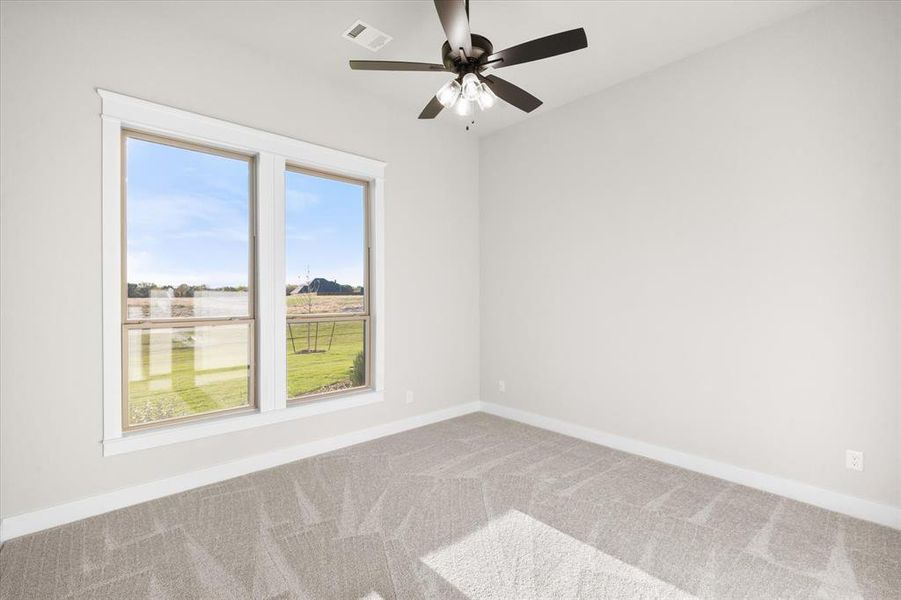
[349,0,588,119]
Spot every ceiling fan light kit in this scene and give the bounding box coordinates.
[450,72,494,116]
[436,79,462,109]
[460,73,481,101]
[348,0,588,122]
[454,95,474,116]
[476,84,497,110]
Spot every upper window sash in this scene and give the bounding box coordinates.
[284,164,371,319]
[121,130,257,324]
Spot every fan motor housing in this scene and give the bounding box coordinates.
[442,34,494,72]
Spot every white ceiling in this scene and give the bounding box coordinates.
[155,0,826,136]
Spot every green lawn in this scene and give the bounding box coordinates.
[127,320,365,427]
[126,324,250,426]
[286,320,365,398]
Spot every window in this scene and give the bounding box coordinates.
[101,90,385,454]
[122,133,255,429]
[285,168,369,401]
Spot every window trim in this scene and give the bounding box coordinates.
[100,89,386,456]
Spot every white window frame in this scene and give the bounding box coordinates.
[100,90,386,456]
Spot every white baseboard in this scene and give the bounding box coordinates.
[480,401,901,530]
[0,401,481,543]
[4,399,897,542]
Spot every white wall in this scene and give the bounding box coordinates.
[0,2,479,518]
[480,1,900,509]
[2,0,899,526]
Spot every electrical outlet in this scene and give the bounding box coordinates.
[498,380,506,393]
[405,390,414,404]
[845,449,864,472]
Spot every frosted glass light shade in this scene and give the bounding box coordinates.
[477,84,497,110]
[436,79,462,109]
[461,73,481,101]
[453,97,473,116]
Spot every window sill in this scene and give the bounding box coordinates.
[102,390,384,456]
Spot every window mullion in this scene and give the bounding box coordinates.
[255,153,281,413]
[271,156,288,408]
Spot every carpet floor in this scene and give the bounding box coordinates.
[1,412,899,599]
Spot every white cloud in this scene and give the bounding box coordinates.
[170,227,248,243]
[285,224,337,243]
[286,189,321,211]
[128,192,247,234]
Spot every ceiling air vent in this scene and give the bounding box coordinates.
[342,20,392,52]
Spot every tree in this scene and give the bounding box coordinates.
[298,266,319,314]
[297,266,319,349]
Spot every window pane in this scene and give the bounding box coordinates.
[126,323,251,427]
[287,319,366,399]
[126,136,251,320]
[285,170,365,316]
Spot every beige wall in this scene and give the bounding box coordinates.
[480,1,901,508]
[0,2,480,518]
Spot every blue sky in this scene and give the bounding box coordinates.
[126,138,364,288]
[285,170,365,288]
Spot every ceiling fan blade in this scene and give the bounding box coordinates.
[480,74,542,113]
[434,0,472,57]
[350,60,448,72]
[418,96,444,119]
[481,28,587,69]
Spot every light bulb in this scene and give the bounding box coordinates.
[477,84,497,110]
[453,97,473,116]
[460,73,481,101]
[436,79,461,109]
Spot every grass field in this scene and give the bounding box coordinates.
[286,320,365,398]
[126,324,251,426]
[127,293,364,319]
[127,317,365,426]
[285,293,364,316]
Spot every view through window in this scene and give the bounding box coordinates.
[285,168,369,400]
[123,133,254,429]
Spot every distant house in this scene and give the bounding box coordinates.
[290,278,362,296]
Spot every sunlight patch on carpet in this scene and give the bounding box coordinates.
[421,509,697,599]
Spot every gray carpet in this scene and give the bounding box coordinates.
[1,412,899,599]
